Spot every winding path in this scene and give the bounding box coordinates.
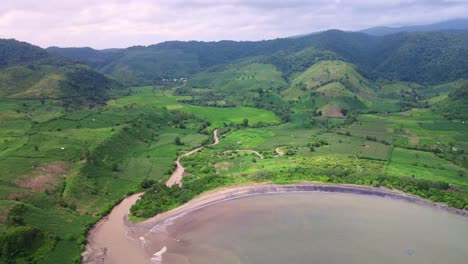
[83,126,468,263]
[166,129,219,187]
[275,147,285,156]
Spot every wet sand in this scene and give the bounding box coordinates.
[84,128,220,263]
[82,193,149,264]
[83,183,468,264]
[158,192,468,264]
[83,127,468,264]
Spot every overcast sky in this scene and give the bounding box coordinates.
[0,0,467,49]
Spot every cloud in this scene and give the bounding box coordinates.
[0,0,467,49]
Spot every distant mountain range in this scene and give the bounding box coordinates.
[46,29,468,86]
[360,19,468,36]
[2,19,467,111]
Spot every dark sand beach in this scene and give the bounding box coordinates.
[83,183,468,264]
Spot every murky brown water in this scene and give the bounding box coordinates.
[149,192,468,264]
[83,193,150,264]
[84,192,468,264]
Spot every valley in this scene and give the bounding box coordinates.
[0,29,467,263]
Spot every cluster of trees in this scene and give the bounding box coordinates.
[60,66,122,106]
[0,204,44,263]
[0,39,49,69]
[49,30,468,86]
[399,89,428,110]
[437,82,468,120]
[275,167,468,209]
[131,174,232,218]
[132,160,468,220]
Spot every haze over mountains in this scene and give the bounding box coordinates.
[48,32,468,85]
[0,18,465,120]
[1,19,466,119]
[360,19,468,36]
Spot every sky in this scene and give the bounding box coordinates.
[0,0,467,49]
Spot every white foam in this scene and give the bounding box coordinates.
[139,236,147,247]
[151,246,167,264]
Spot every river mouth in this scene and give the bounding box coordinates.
[83,185,468,264]
[144,191,468,264]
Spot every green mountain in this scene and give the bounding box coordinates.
[46,46,120,68]
[48,30,468,86]
[1,39,121,106]
[436,80,468,119]
[282,60,373,116]
[1,28,468,264]
[360,19,468,36]
[48,39,304,85]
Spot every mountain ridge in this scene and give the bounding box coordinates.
[47,30,468,86]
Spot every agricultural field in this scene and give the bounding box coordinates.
[387,147,467,188]
[2,26,468,264]
[115,86,281,128]
[1,85,467,263]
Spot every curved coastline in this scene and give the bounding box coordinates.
[83,126,468,263]
[83,182,468,263]
[135,182,468,231]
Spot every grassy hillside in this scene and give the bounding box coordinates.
[52,39,305,85]
[0,86,282,263]
[283,60,374,116]
[50,31,468,86]
[286,60,374,97]
[186,63,287,104]
[0,39,122,106]
[435,81,468,120]
[1,32,468,263]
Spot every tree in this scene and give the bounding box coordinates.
[112,163,120,172]
[175,136,182,145]
[242,118,249,127]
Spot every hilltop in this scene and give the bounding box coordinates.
[48,30,468,86]
[1,29,467,263]
[0,39,121,106]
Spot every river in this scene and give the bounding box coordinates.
[82,128,468,264]
[82,184,468,264]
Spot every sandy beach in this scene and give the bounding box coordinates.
[83,127,468,264]
[83,182,468,264]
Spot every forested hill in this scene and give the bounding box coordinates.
[0,39,122,106]
[0,39,51,68]
[47,30,468,86]
[46,46,121,68]
[437,81,468,119]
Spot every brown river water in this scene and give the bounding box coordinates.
[83,190,468,264]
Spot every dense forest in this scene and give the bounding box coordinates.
[0,39,122,106]
[1,26,467,263]
[49,30,468,86]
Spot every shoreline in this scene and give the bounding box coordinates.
[134,182,468,230]
[84,182,468,264]
[83,125,467,263]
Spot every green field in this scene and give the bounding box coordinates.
[1,51,468,263]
